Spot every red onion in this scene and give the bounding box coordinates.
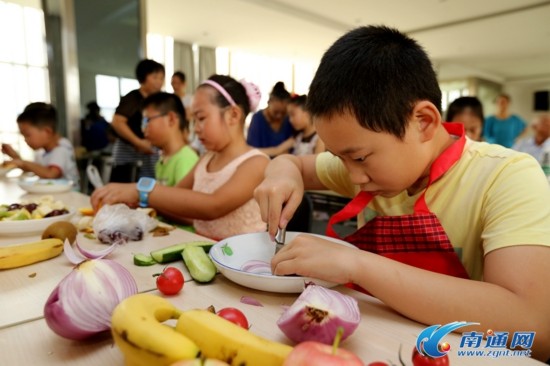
[240,260,272,274]
[240,295,264,307]
[43,240,137,340]
[277,284,360,345]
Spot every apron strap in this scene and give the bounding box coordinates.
[414,123,466,213]
[326,191,372,238]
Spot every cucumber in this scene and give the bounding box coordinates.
[182,245,217,283]
[150,241,214,264]
[133,253,156,266]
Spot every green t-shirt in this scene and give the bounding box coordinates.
[155,145,199,186]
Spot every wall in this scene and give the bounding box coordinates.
[74,0,142,121]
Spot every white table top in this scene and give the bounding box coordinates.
[0,176,544,365]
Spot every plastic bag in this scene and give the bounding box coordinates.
[93,204,157,244]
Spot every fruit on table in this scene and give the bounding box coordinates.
[412,348,449,366]
[111,293,200,366]
[0,238,63,269]
[176,309,293,366]
[154,267,185,295]
[216,307,249,329]
[42,221,78,243]
[283,327,364,366]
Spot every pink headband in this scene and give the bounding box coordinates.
[201,80,237,107]
[201,79,262,112]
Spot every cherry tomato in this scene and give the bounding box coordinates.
[154,267,184,295]
[412,348,449,366]
[216,307,249,329]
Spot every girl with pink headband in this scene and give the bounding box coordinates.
[92,74,269,240]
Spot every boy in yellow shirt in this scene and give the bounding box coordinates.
[255,26,550,361]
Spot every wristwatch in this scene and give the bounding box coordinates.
[136,177,156,208]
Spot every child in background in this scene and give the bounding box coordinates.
[2,102,80,188]
[287,94,324,155]
[254,26,550,361]
[445,96,484,141]
[141,92,198,186]
[91,75,269,240]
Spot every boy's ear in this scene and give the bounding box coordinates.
[167,111,178,127]
[413,101,442,142]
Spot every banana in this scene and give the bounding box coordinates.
[111,293,200,366]
[0,238,63,269]
[176,309,293,366]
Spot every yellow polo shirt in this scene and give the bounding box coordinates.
[316,139,550,280]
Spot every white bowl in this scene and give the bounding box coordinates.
[209,231,358,293]
[0,210,75,237]
[18,178,73,194]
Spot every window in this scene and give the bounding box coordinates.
[0,0,48,161]
[95,74,139,122]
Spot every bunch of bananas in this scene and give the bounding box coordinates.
[0,238,63,269]
[111,293,293,366]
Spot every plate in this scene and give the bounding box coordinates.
[18,178,73,194]
[0,210,75,237]
[209,231,358,293]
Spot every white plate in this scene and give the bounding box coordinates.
[18,178,73,194]
[209,231,358,293]
[0,210,75,237]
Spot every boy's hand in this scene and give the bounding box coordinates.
[90,183,139,211]
[1,144,20,160]
[254,155,305,238]
[134,139,154,154]
[271,234,357,285]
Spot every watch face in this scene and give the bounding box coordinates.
[137,177,156,192]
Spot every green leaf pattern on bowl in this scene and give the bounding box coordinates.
[221,243,233,256]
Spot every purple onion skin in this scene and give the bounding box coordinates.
[44,285,100,340]
[277,285,361,345]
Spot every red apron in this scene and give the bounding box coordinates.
[326,123,470,292]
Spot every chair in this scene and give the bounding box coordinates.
[286,193,314,233]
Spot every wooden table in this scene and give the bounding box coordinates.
[0,177,544,365]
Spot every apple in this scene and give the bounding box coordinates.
[283,341,364,366]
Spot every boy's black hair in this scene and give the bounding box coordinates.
[269,81,291,102]
[199,74,251,118]
[135,59,165,84]
[307,25,442,139]
[172,71,186,82]
[142,92,188,131]
[17,102,58,132]
[446,96,484,124]
[289,94,308,109]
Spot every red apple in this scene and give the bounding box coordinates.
[283,341,365,366]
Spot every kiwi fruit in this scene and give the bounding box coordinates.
[42,221,78,243]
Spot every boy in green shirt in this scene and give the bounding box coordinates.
[142,92,198,186]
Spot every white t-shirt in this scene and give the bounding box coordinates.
[35,137,80,188]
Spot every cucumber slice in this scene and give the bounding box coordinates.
[182,245,217,283]
[133,253,156,266]
[150,241,214,264]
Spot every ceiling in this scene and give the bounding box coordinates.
[147,0,550,84]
